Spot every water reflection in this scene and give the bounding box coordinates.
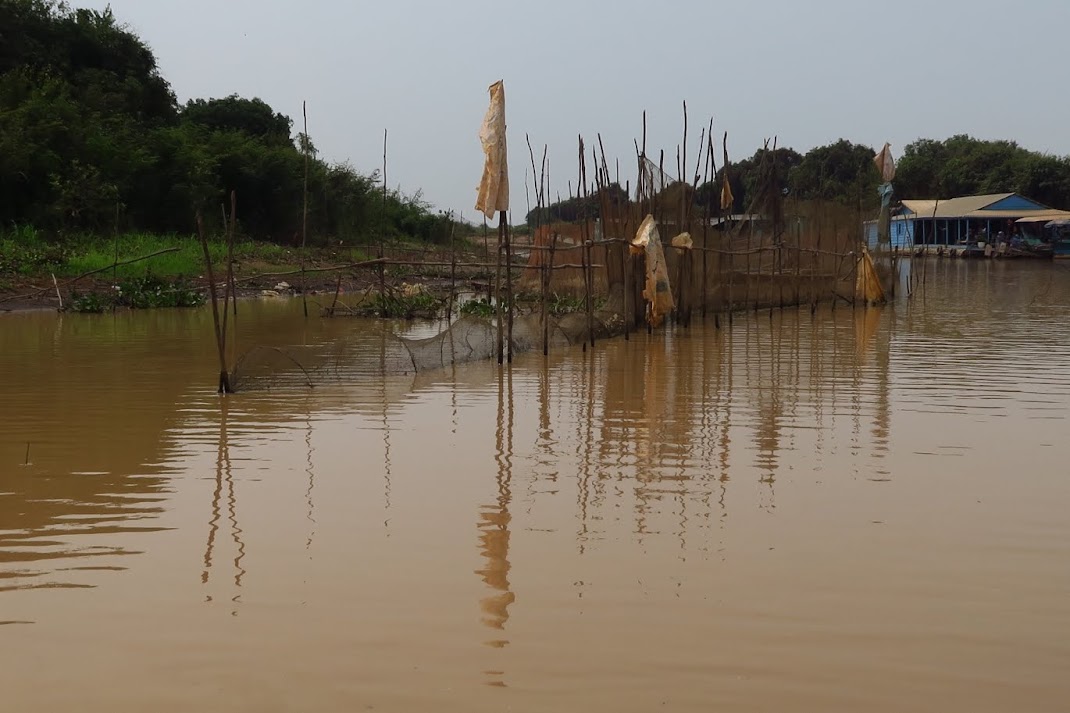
[201,401,246,612]
[476,367,515,685]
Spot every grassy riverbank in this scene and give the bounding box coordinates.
[0,226,495,313]
[0,226,369,281]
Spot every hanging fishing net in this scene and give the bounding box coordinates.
[228,308,628,391]
[399,312,622,372]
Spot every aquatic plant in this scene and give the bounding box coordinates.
[67,275,205,312]
[116,275,205,309]
[459,297,496,318]
[356,292,442,319]
[68,290,114,313]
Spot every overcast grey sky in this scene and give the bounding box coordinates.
[87,0,1070,220]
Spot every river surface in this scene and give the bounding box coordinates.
[2,260,1069,712]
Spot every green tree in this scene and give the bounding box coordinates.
[183,95,293,147]
[787,139,878,207]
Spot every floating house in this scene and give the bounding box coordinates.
[865,193,1070,249]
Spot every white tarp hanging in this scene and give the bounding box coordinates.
[475,80,509,220]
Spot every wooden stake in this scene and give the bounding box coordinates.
[505,213,514,363]
[579,138,595,349]
[379,129,388,299]
[447,214,457,323]
[329,273,343,317]
[495,211,505,365]
[302,101,310,319]
[197,212,233,394]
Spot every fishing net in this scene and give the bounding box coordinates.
[855,248,887,305]
[229,309,627,391]
[400,312,622,372]
[230,330,414,391]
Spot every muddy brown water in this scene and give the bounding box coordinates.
[2,260,1069,712]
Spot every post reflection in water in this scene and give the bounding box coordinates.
[201,400,246,613]
[517,304,901,561]
[304,399,316,553]
[475,366,515,687]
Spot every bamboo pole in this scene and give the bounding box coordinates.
[447,213,456,323]
[505,213,514,363]
[301,101,309,318]
[495,211,505,365]
[197,212,233,394]
[379,129,388,299]
[811,215,820,314]
[701,123,713,319]
[723,132,734,323]
[541,224,550,356]
[579,137,595,349]
[526,137,550,357]
[328,274,342,317]
[51,273,62,311]
[221,191,236,336]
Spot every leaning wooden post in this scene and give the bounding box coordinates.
[197,212,233,394]
[447,214,457,323]
[505,213,514,362]
[221,191,237,337]
[220,191,238,367]
[541,234,550,356]
[620,235,630,341]
[811,219,820,314]
[579,138,595,349]
[585,238,595,349]
[228,191,238,317]
[301,101,310,319]
[379,129,388,299]
[496,214,505,364]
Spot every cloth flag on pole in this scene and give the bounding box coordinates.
[720,175,734,212]
[720,134,734,211]
[874,142,896,183]
[475,80,509,219]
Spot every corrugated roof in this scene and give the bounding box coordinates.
[899,193,1016,219]
[1015,211,1070,223]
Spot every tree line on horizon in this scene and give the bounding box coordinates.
[526,135,1070,227]
[4,1,1070,243]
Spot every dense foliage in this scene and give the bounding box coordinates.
[0,0,451,243]
[894,135,1070,208]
